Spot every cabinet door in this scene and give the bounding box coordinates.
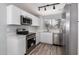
[7,34,19,55]
[18,36,26,55]
[40,33,53,44]
[35,17,40,26]
[21,10,33,17]
[21,10,27,16]
[36,33,40,44]
[7,5,21,25]
[32,16,40,26]
[12,6,21,25]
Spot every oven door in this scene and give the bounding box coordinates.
[27,38,36,49]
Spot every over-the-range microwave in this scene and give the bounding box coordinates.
[20,15,32,25]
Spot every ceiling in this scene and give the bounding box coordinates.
[7,3,66,17]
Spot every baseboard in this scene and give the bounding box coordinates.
[53,44,63,47]
[37,42,41,45]
[40,42,53,45]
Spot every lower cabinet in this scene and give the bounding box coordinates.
[7,35,18,55]
[40,32,53,44]
[36,33,40,44]
[18,36,26,55]
[7,33,26,55]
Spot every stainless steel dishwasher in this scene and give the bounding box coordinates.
[53,33,63,46]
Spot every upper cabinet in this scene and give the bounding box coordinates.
[7,5,40,26]
[31,15,40,26]
[7,5,21,25]
[20,10,31,17]
[20,10,40,26]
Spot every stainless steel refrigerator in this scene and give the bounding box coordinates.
[62,3,78,55]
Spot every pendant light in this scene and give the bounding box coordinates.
[38,7,40,11]
[44,7,46,11]
[53,5,55,9]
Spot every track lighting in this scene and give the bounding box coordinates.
[38,3,59,11]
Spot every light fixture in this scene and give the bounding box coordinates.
[38,3,60,11]
[53,5,55,9]
[44,7,46,11]
[38,7,40,11]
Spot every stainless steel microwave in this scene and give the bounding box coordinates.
[20,15,32,25]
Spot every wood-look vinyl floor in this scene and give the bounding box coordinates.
[28,43,64,55]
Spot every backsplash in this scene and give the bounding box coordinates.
[7,25,28,33]
[7,25,39,34]
[28,26,39,33]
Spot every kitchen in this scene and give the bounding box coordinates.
[0,3,78,55]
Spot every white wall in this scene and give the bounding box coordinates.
[0,4,7,55]
[28,26,39,33]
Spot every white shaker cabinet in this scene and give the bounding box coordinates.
[7,34,19,55]
[17,35,26,55]
[20,10,26,16]
[19,9,40,26]
[7,33,26,55]
[7,5,40,26]
[40,32,53,44]
[36,33,40,44]
[21,10,32,17]
[7,5,21,25]
[31,15,40,26]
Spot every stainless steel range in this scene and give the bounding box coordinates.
[16,28,36,55]
[26,33,36,54]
